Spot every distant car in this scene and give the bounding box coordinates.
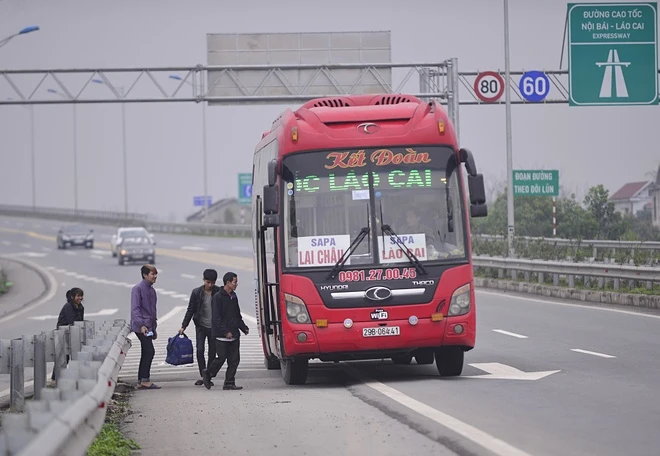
[110,227,155,257]
[57,225,94,249]
[117,236,156,266]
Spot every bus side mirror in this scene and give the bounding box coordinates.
[468,174,488,218]
[468,174,486,205]
[267,160,278,187]
[459,148,477,176]
[263,185,279,215]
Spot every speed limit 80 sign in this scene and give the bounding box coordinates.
[473,71,505,103]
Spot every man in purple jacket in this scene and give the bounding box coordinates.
[130,264,161,390]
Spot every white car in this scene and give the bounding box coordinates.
[110,227,155,257]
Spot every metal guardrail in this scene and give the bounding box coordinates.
[146,220,250,237]
[476,234,660,251]
[0,204,657,246]
[0,205,146,226]
[0,205,250,237]
[0,319,131,456]
[473,256,660,290]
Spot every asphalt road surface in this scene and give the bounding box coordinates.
[1,215,659,456]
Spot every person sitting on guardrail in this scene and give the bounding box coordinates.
[50,287,85,383]
[131,264,161,390]
[179,268,222,386]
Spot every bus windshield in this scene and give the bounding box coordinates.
[281,146,467,269]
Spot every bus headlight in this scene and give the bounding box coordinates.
[448,284,471,316]
[284,293,311,324]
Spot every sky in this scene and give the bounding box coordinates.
[0,0,659,221]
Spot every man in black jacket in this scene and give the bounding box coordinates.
[202,271,249,390]
[179,269,221,386]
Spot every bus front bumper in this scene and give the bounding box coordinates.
[283,316,474,359]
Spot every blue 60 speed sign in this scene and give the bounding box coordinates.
[519,71,550,102]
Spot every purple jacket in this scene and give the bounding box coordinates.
[130,279,158,334]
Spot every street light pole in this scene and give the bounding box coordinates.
[201,99,209,223]
[91,79,129,214]
[120,90,128,216]
[47,88,78,211]
[29,105,36,209]
[0,25,40,49]
[168,74,209,223]
[73,103,78,212]
[504,0,515,257]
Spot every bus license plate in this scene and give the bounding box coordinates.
[362,326,400,338]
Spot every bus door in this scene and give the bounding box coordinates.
[256,196,282,362]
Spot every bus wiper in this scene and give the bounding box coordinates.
[381,224,428,275]
[326,227,370,280]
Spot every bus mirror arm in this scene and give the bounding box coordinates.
[459,148,478,176]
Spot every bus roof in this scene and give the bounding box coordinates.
[256,93,457,153]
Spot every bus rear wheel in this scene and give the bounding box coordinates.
[435,347,464,376]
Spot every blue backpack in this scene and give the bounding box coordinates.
[166,333,194,366]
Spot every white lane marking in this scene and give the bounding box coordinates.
[492,329,528,339]
[172,293,189,299]
[1,241,10,246]
[158,306,186,323]
[90,255,104,260]
[0,259,58,324]
[359,377,533,456]
[64,251,76,256]
[158,291,176,296]
[570,349,616,359]
[467,363,560,380]
[478,290,660,320]
[7,252,47,258]
[181,246,206,251]
[181,274,196,279]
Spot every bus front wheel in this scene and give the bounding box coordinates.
[281,357,308,385]
[435,347,464,377]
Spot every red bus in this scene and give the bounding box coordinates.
[251,94,487,385]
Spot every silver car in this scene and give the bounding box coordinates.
[117,236,156,266]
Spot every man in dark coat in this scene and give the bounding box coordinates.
[179,269,221,385]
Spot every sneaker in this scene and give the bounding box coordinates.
[195,379,204,386]
[223,384,243,390]
[202,369,213,390]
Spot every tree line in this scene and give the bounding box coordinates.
[472,184,660,242]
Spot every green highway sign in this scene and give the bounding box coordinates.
[513,170,559,196]
[238,173,252,205]
[568,2,658,106]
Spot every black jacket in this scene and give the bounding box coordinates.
[181,285,221,329]
[56,301,84,328]
[212,288,248,339]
